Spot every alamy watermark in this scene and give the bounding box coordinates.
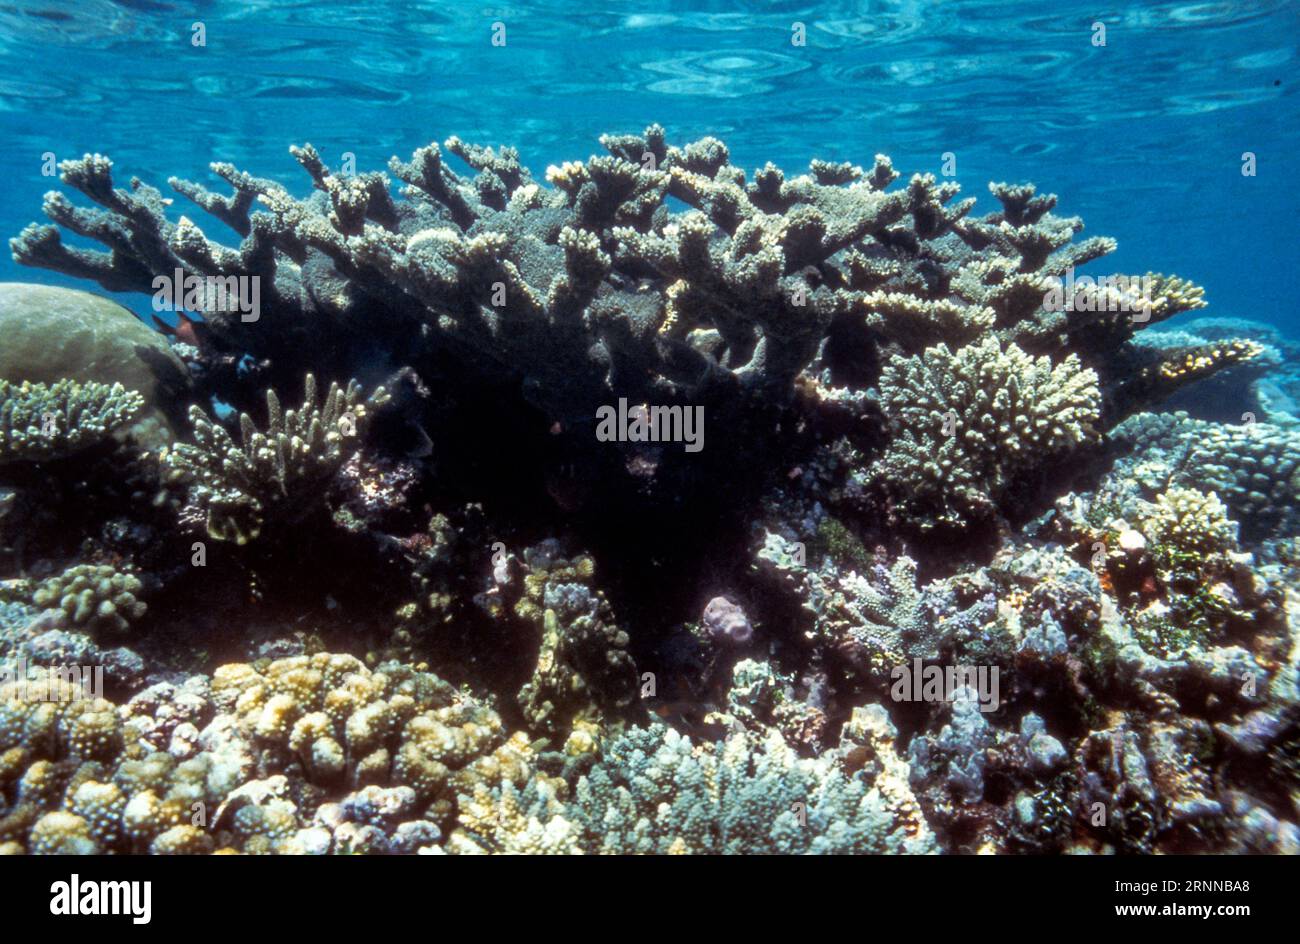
[152,267,260,322]
[890,658,1000,713]
[50,874,151,924]
[1042,267,1153,322]
[0,657,104,702]
[595,397,704,453]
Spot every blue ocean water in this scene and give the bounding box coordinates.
[0,0,1296,334]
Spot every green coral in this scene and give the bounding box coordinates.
[0,378,143,463]
[163,374,385,543]
[31,563,146,634]
[814,515,872,571]
[1131,605,1214,661]
[837,556,937,667]
[453,719,935,855]
[874,337,1101,530]
[1126,486,1278,659]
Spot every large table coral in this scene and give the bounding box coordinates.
[10,126,1260,541]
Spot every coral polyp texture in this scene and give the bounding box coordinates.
[31,564,147,636]
[1,126,1296,855]
[0,379,143,464]
[874,337,1101,530]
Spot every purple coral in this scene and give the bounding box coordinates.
[703,596,753,646]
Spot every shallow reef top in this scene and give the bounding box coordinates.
[0,124,1297,856]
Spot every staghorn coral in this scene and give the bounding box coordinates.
[163,374,385,543]
[0,379,143,464]
[451,782,580,855]
[1105,339,1266,426]
[833,557,935,673]
[9,131,1257,525]
[860,290,994,352]
[2,124,1294,860]
[873,337,1101,530]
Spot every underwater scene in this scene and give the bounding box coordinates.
[0,0,1297,865]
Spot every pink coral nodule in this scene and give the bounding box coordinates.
[703,596,753,646]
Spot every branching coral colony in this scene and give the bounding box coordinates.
[1,125,1296,855]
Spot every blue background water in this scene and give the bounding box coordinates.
[0,0,1296,335]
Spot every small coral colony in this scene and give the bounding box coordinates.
[0,124,1296,854]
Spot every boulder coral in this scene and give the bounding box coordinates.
[0,283,190,448]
